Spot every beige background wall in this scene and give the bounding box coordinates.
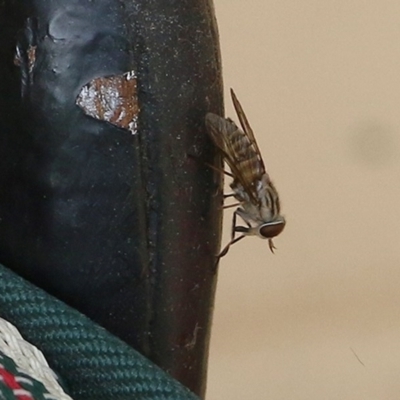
[207,1,400,399]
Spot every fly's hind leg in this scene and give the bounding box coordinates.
[205,162,233,178]
[186,152,233,177]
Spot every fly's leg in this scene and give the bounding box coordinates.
[222,193,240,208]
[214,212,238,267]
[231,210,238,240]
[215,212,249,267]
[205,162,233,178]
[187,153,237,206]
[268,239,277,253]
[217,234,246,259]
[222,202,241,209]
[190,153,238,207]
[186,152,233,177]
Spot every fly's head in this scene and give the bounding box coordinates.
[258,217,286,253]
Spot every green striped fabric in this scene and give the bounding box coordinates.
[0,264,199,400]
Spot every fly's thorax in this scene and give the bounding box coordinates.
[258,174,281,219]
[235,205,263,227]
[259,204,275,222]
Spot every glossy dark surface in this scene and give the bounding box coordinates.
[0,1,223,397]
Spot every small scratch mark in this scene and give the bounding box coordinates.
[350,347,365,367]
[184,323,202,350]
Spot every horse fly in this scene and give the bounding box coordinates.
[205,89,286,261]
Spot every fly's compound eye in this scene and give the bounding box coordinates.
[259,221,286,239]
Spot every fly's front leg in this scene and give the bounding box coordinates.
[215,211,238,265]
[231,210,238,241]
[214,208,252,270]
[215,211,248,262]
[217,234,246,259]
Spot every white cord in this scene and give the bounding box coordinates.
[0,317,73,400]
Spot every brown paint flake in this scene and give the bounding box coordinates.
[14,45,36,74]
[76,71,139,134]
[27,45,36,73]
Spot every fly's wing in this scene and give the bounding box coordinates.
[205,113,239,175]
[205,112,264,206]
[230,88,266,172]
[205,113,229,156]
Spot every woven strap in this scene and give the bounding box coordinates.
[0,264,199,400]
[0,317,72,399]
